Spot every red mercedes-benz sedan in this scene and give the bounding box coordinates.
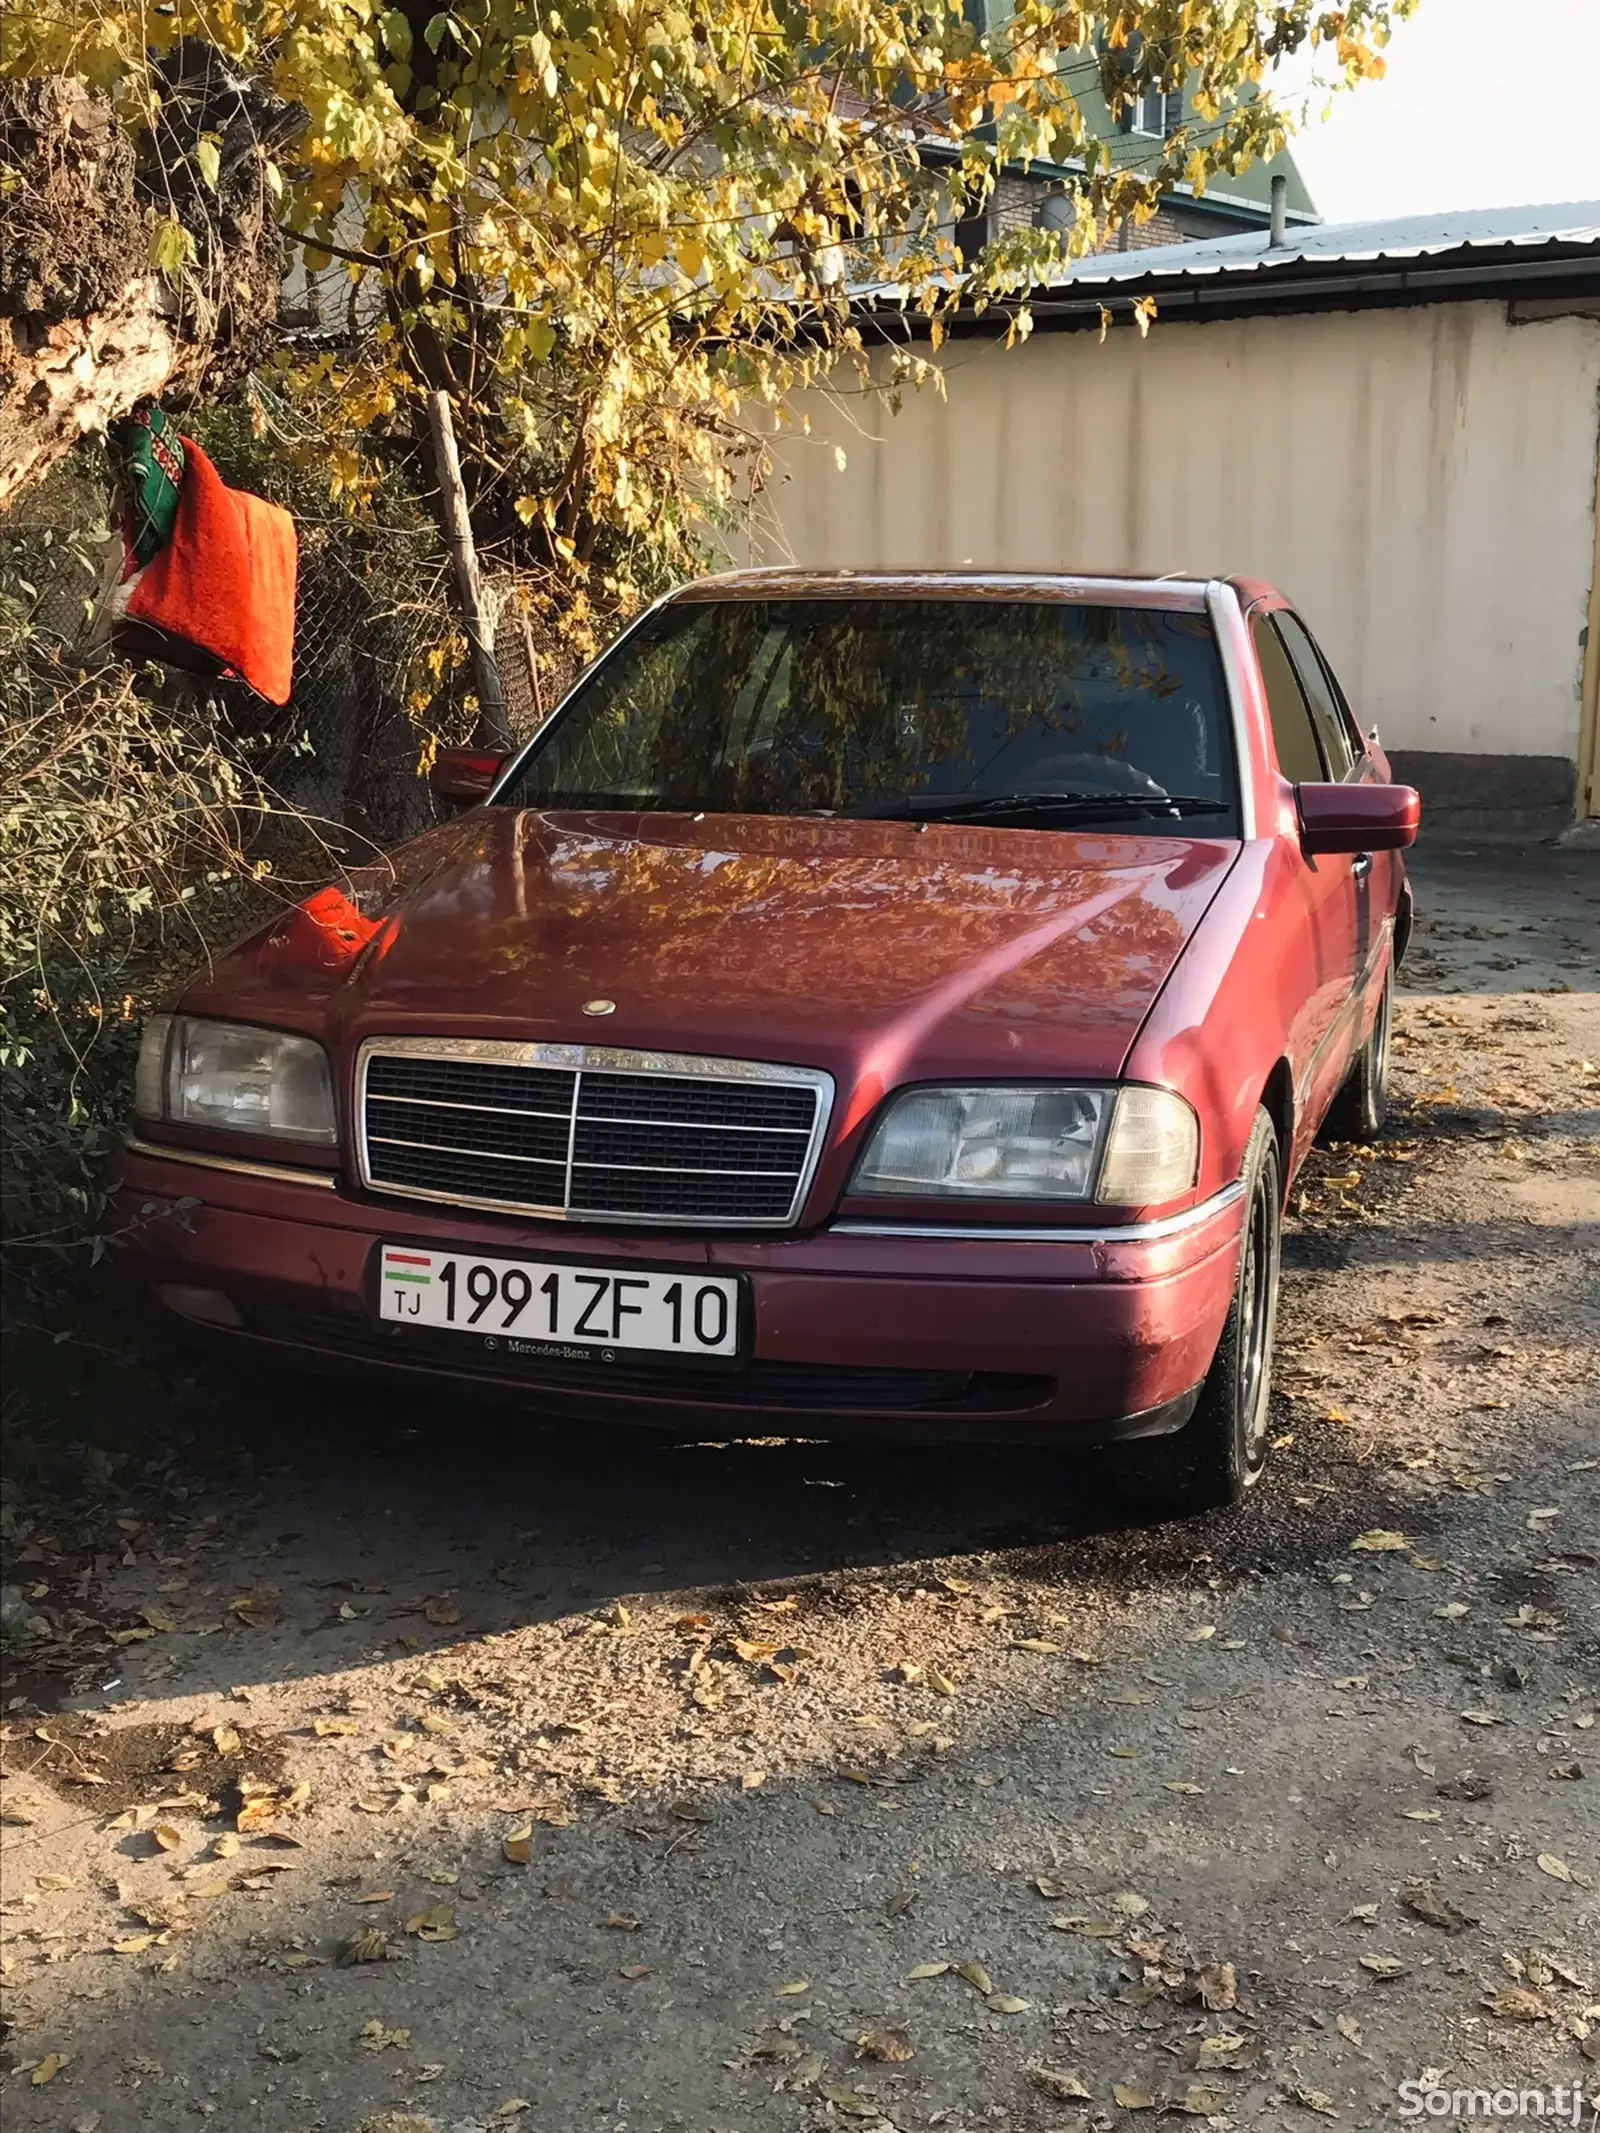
[114,571,1418,1513]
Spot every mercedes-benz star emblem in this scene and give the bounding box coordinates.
[582,998,616,1016]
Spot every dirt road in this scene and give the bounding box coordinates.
[3,846,1597,2133]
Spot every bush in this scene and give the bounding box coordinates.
[0,529,282,1292]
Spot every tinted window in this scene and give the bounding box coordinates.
[499,598,1238,832]
[1276,612,1356,779]
[1253,615,1323,783]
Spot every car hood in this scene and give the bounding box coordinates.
[191,809,1237,1110]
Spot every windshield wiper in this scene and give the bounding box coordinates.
[844,790,1231,825]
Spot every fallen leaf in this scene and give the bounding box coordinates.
[1482,1985,1551,2021]
[151,1823,183,1853]
[1459,1710,1505,1728]
[1195,1959,1237,2010]
[1436,1773,1494,1802]
[1186,1625,1217,1642]
[784,2052,825,2089]
[313,1718,359,1737]
[359,2021,411,2052]
[740,1769,766,1791]
[1336,2013,1362,2043]
[855,2026,914,2063]
[1536,1854,1573,1882]
[1350,1530,1408,1553]
[818,2087,882,2119]
[776,1979,810,1995]
[904,1962,949,1980]
[926,1666,957,1696]
[1175,2086,1233,2116]
[112,1933,162,1955]
[490,2103,530,2121]
[955,1959,994,1995]
[618,1962,652,1978]
[1401,1881,1477,1931]
[229,1592,279,1629]
[988,1994,1031,2013]
[502,1828,533,1865]
[211,1725,241,1756]
[211,1833,241,1858]
[402,1903,457,1941]
[1113,2082,1157,2109]
[1359,1954,1408,1979]
[1011,1638,1063,1655]
[423,1597,461,1627]
[1291,2085,1340,2117]
[236,1778,310,1833]
[1030,2064,1092,2102]
[1034,1876,1069,1899]
[604,1914,640,1931]
[1164,1781,1206,1796]
[30,2055,66,2086]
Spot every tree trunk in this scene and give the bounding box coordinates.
[0,58,298,508]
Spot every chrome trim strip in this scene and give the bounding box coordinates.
[830,1178,1246,1244]
[1205,579,1257,842]
[123,1136,340,1191]
[354,1037,836,1230]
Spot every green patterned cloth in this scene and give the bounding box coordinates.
[108,401,186,568]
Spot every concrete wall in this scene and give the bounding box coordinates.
[750,299,1600,833]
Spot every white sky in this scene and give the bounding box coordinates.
[1278,0,1600,222]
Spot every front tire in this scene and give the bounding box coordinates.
[1321,961,1392,1143]
[1113,1106,1282,1519]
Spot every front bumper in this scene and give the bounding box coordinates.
[111,1142,1245,1444]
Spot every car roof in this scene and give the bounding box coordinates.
[669,567,1249,614]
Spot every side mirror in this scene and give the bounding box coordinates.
[429,749,508,809]
[1296,781,1420,855]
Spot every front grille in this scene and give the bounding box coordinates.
[358,1043,831,1227]
[243,1304,1053,1414]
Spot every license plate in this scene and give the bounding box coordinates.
[377,1245,741,1357]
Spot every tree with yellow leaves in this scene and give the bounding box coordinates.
[2,2,1410,627]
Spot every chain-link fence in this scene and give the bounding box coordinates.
[0,432,598,864]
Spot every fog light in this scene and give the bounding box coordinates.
[157,1284,244,1329]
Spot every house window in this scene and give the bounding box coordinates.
[1130,86,1183,136]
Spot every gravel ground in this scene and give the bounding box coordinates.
[2,845,1597,2133]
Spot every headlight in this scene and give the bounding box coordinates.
[851,1084,1197,1205]
[134,1015,336,1144]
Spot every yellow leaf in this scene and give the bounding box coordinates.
[113,1933,161,1954]
[988,1993,1030,2013]
[955,1959,993,1995]
[1350,1529,1409,1552]
[30,2054,66,2085]
[1536,1853,1572,1882]
[776,1979,810,1994]
[904,1961,949,1979]
[1113,2083,1157,2108]
[151,1823,183,1852]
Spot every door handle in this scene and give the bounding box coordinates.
[1351,852,1372,878]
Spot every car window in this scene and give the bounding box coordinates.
[1252,614,1323,782]
[1276,612,1356,779]
[498,598,1240,833]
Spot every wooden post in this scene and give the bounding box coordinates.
[426,388,510,750]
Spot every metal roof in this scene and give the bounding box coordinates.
[1034,199,1600,293]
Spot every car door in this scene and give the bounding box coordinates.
[1276,611,1402,979]
[1251,609,1362,1150]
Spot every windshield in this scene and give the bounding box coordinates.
[496,597,1238,833]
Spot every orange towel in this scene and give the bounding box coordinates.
[120,438,297,705]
